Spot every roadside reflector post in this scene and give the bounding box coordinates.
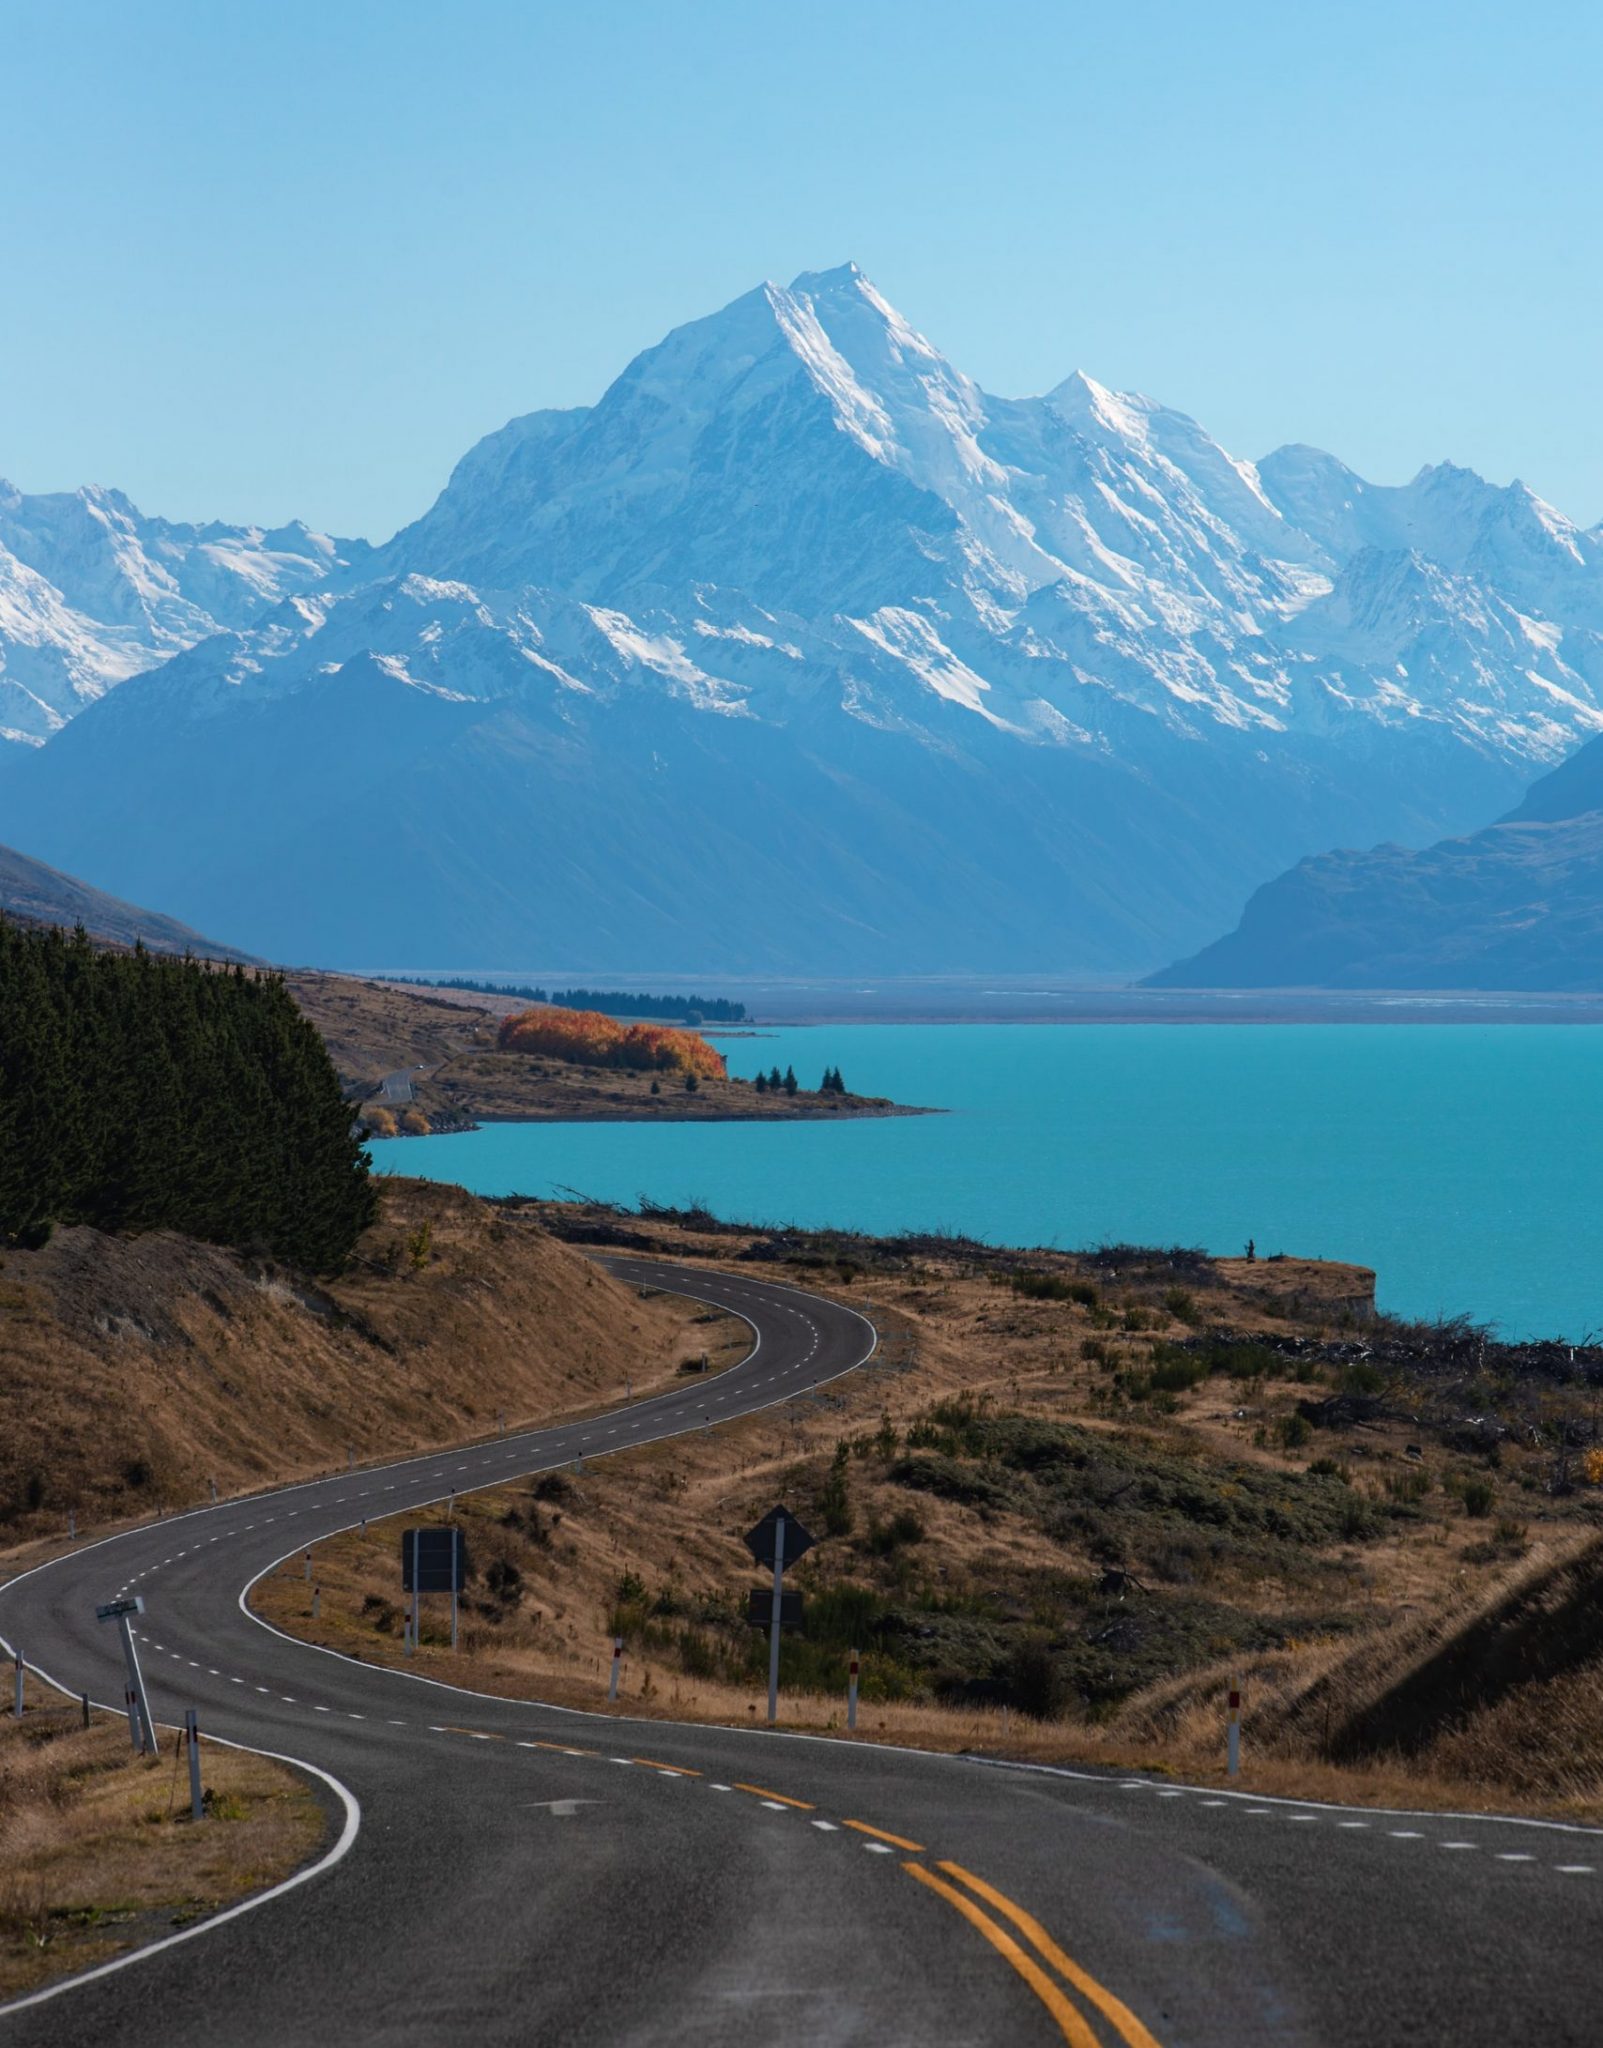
[1227,1680,1242,1779]
[13,1648,23,1717]
[304,1550,312,1582]
[498,1409,505,1435]
[185,1707,203,1821]
[69,1510,77,1540]
[209,1479,218,1504]
[847,1648,859,1732]
[609,1634,623,1703]
[312,1586,321,1622]
[80,1692,90,1730]
[96,1597,155,1754]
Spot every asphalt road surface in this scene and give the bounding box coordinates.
[1,1258,1599,2046]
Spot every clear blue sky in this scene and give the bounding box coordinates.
[6,0,1601,540]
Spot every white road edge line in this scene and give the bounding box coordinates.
[0,1628,360,2024]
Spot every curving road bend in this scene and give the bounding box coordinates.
[0,1258,1598,2046]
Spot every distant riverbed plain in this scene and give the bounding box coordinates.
[388,1022,1602,1341]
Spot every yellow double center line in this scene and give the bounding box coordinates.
[905,1861,1162,2048]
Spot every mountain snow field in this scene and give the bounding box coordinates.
[5,264,1602,973]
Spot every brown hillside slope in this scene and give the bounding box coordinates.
[0,1179,731,1543]
[0,842,255,960]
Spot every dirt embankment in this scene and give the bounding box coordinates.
[286,971,924,1132]
[0,1179,733,1544]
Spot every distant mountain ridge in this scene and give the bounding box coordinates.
[0,841,254,959]
[5,262,1603,973]
[1148,736,1603,991]
[0,478,368,743]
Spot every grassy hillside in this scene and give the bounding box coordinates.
[257,1205,1603,1815]
[0,1179,740,1542]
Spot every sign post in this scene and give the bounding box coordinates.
[767,1515,785,1726]
[743,1507,816,1729]
[96,1597,155,1754]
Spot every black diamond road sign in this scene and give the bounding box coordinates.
[743,1506,816,1570]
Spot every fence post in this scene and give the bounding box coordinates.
[608,1635,622,1703]
[847,1648,859,1732]
[186,1708,203,1821]
[1227,1679,1241,1779]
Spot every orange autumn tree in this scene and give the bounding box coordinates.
[498,1005,726,1080]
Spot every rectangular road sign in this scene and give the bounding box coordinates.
[400,1527,469,1593]
[747,1589,803,1630]
[95,1597,145,1621]
[743,1507,816,1571]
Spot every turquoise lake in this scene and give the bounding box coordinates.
[388,1024,1601,1340]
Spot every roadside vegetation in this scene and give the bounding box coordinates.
[255,1202,1603,1820]
[0,1679,323,2002]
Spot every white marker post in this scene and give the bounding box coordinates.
[209,1479,218,1504]
[847,1648,859,1732]
[96,1597,155,1754]
[1227,1679,1241,1779]
[767,1514,786,1727]
[185,1707,203,1822]
[608,1635,623,1703]
[312,1586,321,1622]
[68,1510,76,1540]
[12,1648,23,1718]
[304,1550,312,1582]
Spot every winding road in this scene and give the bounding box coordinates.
[1,1259,1599,2045]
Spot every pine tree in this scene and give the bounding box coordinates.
[0,917,374,1270]
[783,1065,798,1097]
[754,1070,768,1093]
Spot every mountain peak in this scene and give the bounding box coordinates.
[785,260,867,294]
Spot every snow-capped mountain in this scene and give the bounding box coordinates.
[5,262,1603,973]
[0,479,368,743]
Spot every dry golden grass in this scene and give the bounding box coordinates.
[254,1229,1603,1821]
[0,1180,735,1548]
[0,1675,324,2002]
